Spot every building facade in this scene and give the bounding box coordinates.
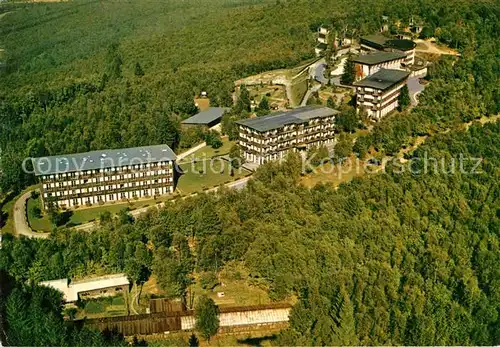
[236,106,338,165]
[352,51,406,80]
[32,145,176,209]
[354,69,410,120]
[40,274,130,303]
[360,34,416,66]
[315,26,330,56]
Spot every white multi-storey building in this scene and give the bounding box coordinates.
[32,145,176,209]
[236,106,338,165]
[353,69,410,120]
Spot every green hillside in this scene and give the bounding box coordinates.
[0,0,317,93]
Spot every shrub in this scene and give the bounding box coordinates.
[200,272,219,290]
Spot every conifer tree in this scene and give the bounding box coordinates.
[340,57,355,85]
[398,84,411,111]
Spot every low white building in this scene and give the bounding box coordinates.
[40,274,130,302]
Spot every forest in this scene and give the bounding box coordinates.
[1,120,499,345]
[0,0,498,192]
[0,0,499,345]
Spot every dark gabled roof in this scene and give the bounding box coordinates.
[360,34,389,49]
[32,145,176,176]
[353,69,410,91]
[316,43,328,50]
[182,107,230,125]
[236,106,339,132]
[351,51,407,65]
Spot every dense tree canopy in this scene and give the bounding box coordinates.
[0,0,498,193]
[1,121,499,344]
[0,0,499,345]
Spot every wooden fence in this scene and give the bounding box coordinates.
[77,303,292,336]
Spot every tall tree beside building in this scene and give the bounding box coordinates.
[155,114,181,150]
[256,96,270,116]
[340,57,355,85]
[229,144,244,169]
[327,96,336,109]
[398,84,411,111]
[235,85,251,113]
[195,296,219,341]
[336,107,360,133]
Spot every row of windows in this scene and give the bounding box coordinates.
[41,162,172,180]
[44,179,171,197]
[43,170,171,188]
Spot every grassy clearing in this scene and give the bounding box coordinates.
[248,84,287,109]
[179,138,235,164]
[68,197,170,225]
[188,262,294,309]
[289,69,308,106]
[177,159,251,195]
[77,295,128,319]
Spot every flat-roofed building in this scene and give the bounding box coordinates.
[353,69,410,120]
[386,39,417,65]
[32,144,176,209]
[360,34,416,66]
[360,34,389,52]
[181,107,230,128]
[40,273,130,303]
[351,51,406,80]
[236,106,338,165]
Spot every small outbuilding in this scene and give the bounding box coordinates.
[181,107,230,128]
[39,273,130,302]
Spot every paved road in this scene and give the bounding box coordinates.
[301,84,322,107]
[407,77,425,106]
[13,190,50,239]
[312,62,328,84]
[176,142,206,162]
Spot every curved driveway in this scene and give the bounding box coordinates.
[407,77,425,106]
[13,190,50,239]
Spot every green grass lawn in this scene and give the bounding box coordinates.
[27,196,52,232]
[289,70,308,106]
[179,138,235,163]
[188,262,294,309]
[79,295,128,319]
[177,158,251,195]
[25,193,171,229]
[68,197,171,225]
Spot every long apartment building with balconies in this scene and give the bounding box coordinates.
[236,106,339,165]
[31,144,176,209]
[353,68,410,120]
